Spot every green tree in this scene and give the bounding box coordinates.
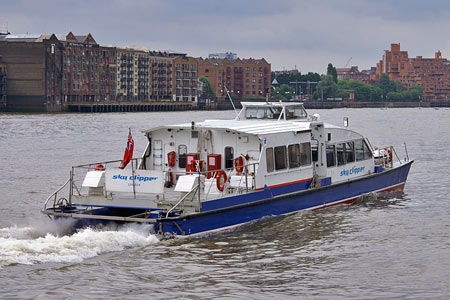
[313,75,337,100]
[199,76,216,100]
[375,74,396,100]
[271,84,294,100]
[327,63,338,83]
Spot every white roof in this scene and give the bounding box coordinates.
[144,119,314,136]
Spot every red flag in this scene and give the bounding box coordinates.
[119,129,134,169]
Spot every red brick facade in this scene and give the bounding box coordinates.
[376,43,450,101]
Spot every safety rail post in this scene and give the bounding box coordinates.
[69,167,74,205]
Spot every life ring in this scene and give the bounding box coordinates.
[216,170,228,191]
[94,164,105,171]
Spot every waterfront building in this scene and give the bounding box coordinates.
[148,51,174,101]
[62,33,105,103]
[197,57,271,101]
[0,34,64,111]
[376,43,450,101]
[116,48,149,101]
[336,66,371,84]
[173,54,198,102]
[0,55,6,109]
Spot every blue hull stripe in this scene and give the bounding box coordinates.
[160,161,413,235]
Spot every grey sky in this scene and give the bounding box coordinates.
[2,0,450,73]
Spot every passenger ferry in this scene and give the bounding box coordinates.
[43,102,413,236]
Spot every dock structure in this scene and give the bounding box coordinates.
[66,101,197,113]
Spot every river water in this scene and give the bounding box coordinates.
[0,107,449,299]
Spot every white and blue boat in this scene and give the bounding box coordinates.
[43,102,413,236]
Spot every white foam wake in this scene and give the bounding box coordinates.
[0,223,159,267]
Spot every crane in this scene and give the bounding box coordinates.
[344,57,352,68]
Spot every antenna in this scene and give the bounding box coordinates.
[224,86,238,117]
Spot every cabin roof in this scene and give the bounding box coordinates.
[143,119,314,136]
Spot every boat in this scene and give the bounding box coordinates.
[42,102,413,236]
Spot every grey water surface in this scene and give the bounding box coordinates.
[0,108,449,299]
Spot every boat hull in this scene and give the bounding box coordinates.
[158,161,413,236]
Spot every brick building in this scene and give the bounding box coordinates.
[173,54,198,102]
[376,43,450,101]
[62,33,117,102]
[0,34,64,111]
[336,66,371,84]
[197,57,271,101]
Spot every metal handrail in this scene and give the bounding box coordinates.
[165,183,199,218]
[43,177,71,210]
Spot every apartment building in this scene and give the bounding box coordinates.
[173,54,198,102]
[376,43,450,101]
[197,57,271,101]
[149,51,173,101]
[116,48,149,101]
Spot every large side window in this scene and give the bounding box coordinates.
[225,146,234,169]
[311,140,318,162]
[326,144,336,167]
[178,145,187,168]
[337,143,345,166]
[300,142,312,166]
[274,146,287,171]
[345,141,355,163]
[355,140,364,161]
[288,144,300,169]
[266,147,274,173]
[363,140,372,160]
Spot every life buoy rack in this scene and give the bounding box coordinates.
[167,151,176,167]
[234,156,244,175]
[216,170,228,191]
[94,164,105,171]
[384,148,393,163]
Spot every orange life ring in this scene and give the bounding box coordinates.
[216,170,227,191]
[94,164,105,171]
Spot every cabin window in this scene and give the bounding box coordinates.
[288,144,300,168]
[337,143,345,166]
[178,145,187,168]
[266,147,274,173]
[363,140,372,160]
[345,141,355,163]
[300,142,312,166]
[311,140,318,162]
[225,146,234,169]
[285,106,307,120]
[326,144,336,167]
[355,139,372,161]
[274,146,287,170]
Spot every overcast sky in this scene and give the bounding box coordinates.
[2,0,450,73]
